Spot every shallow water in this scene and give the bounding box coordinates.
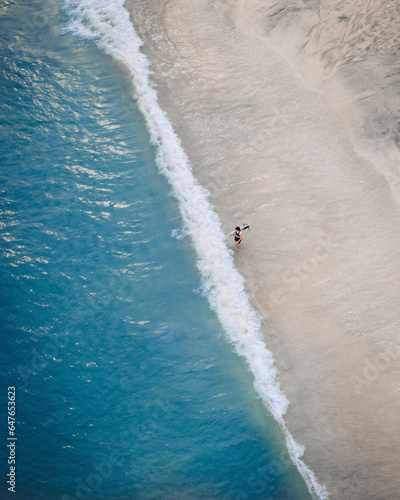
[0,1,313,499]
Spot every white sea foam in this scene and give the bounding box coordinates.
[62,1,329,498]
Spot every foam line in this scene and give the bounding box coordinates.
[62,1,329,497]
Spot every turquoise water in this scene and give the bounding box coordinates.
[0,1,312,498]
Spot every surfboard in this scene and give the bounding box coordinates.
[224,223,250,239]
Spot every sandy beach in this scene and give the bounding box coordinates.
[216,0,400,188]
[125,1,400,498]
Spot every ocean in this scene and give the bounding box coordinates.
[0,0,321,499]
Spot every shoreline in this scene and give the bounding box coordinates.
[66,1,325,496]
[125,1,400,498]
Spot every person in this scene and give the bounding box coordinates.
[234,226,242,248]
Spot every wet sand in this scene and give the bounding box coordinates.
[126,1,400,498]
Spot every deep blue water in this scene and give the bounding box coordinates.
[0,1,311,499]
